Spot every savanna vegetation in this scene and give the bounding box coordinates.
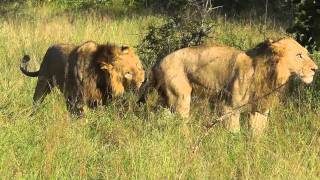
[0,0,320,179]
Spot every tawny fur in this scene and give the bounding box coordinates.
[21,41,145,116]
[140,38,318,135]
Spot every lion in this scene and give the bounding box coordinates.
[139,38,318,135]
[20,41,145,116]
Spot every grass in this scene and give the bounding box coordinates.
[1,3,320,179]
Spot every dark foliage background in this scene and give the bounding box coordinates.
[287,0,320,51]
[126,0,294,17]
[136,0,215,68]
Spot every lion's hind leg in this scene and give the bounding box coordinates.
[249,111,269,137]
[165,76,192,118]
[222,105,241,133]
[33,77,52,105]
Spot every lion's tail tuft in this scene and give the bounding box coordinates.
[137,69,158,104]
[20,55,40,77]
[22,55,30,63]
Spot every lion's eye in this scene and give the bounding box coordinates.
[124,72,133,79]
[297,53,303,59]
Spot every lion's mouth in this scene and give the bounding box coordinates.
[123,79,140,91]
[300,74,315,84]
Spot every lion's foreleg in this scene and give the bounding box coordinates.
[222,105,240,133]
[66,92,85,118]
[221,77,248,133]
[110,73,124,97]
[249,111,269,137]
[223,67,253,133]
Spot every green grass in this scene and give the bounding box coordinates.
[1,4,320,179]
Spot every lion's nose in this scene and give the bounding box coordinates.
[312,63,318,72]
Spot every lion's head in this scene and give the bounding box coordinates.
[250,38,318,85]
[271,38,318,84]
[95,44,145,96]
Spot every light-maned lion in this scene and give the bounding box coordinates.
[139,38,318,135]
[21,41,145,116]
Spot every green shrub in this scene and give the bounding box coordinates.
[137,0,215,67]
[127,0,292,17]
[287,0,320,51]
[125,0,187,13]
[137,16,214,67]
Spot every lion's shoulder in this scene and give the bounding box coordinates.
[76,41,98,54]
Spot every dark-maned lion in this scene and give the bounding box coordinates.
[139,38,318,135]
[21,41,145,116]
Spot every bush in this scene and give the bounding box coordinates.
[137,13,214,67]
[127,0,292,17]
[287,1,320,51]
[125,0,188,13]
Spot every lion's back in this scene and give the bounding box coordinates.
[153,45,242,90]
[39,44,76,88]
[41,44,75,70]
[157,45,240,69]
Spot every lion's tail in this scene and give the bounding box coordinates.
[20,55,39,77]
[137,67,159,104]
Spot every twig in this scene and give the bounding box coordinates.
[264,0,268,40]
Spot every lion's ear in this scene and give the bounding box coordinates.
[271,45,286,57]
[265,38,274,45]
[121,45,130,54]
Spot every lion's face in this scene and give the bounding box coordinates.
[99,45,145,92]
[112,47,145,89]
[272,38,318,84]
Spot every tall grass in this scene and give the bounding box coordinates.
[0,4,320,179]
